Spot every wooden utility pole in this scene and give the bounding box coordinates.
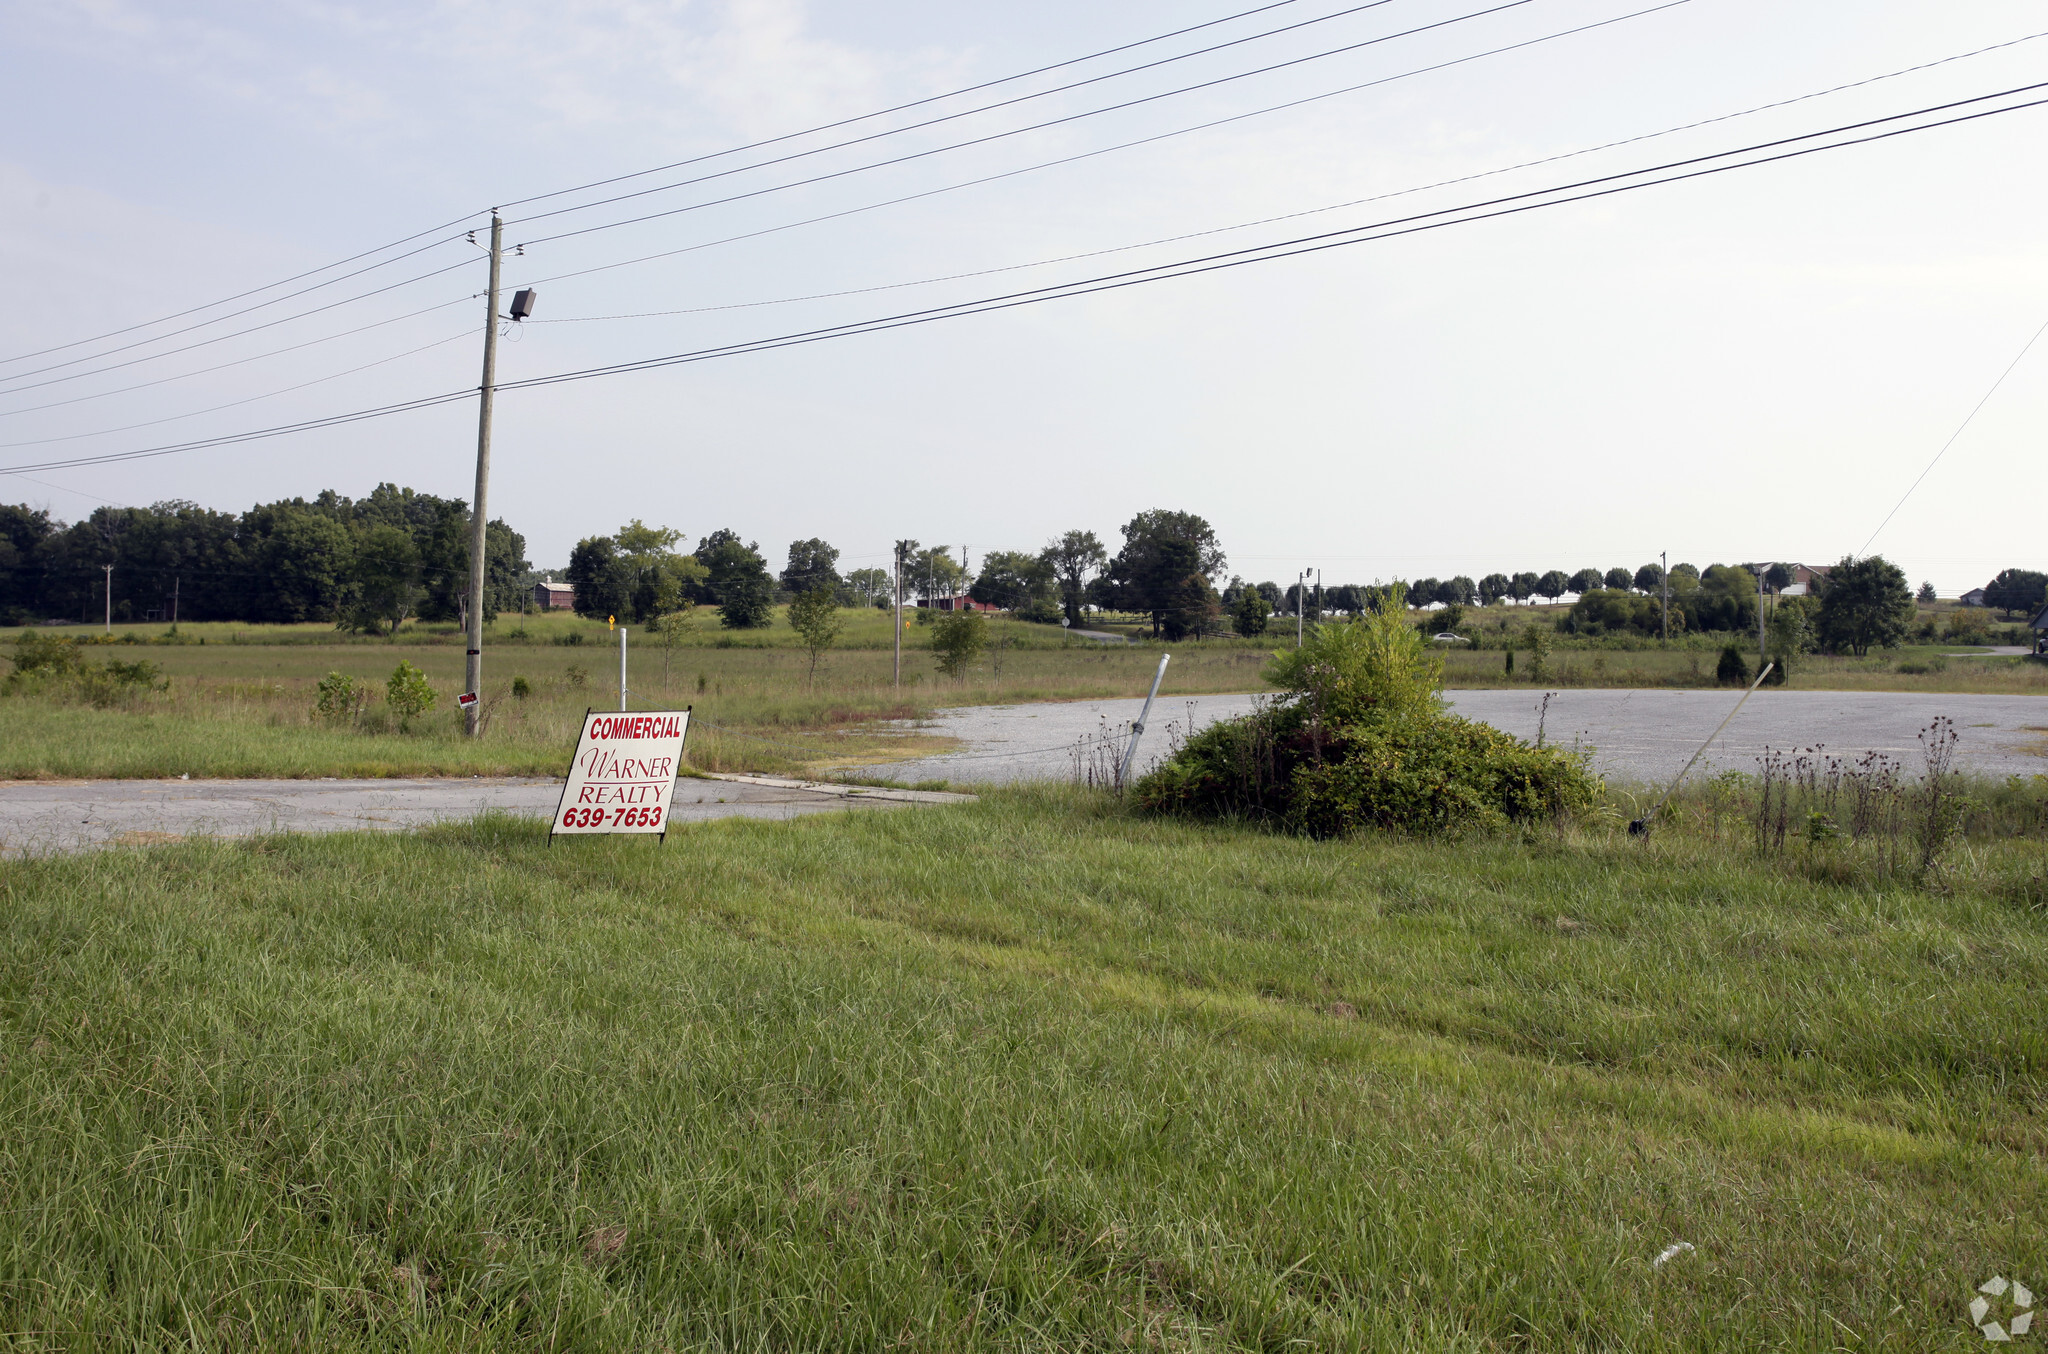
[1660,550,1669,644]
[892,540,905,688]
[463,211,503,738]
[103,563,112,634]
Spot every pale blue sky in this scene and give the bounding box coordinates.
[2,0,2043,592]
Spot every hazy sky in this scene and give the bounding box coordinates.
[2,0,2043,592]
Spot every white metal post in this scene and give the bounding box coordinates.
[1117,653,1172,791]
[618,627,628,711]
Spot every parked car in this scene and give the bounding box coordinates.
[1430,632,1469,645]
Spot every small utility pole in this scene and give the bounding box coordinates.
[170,575,179,627]
[1315,569,1323,625]
[1758,565,1768,668]
[102,563,113,634]
[892,540,905,688]
[1296,570,1305,648]
[1660,550,1670,644]
[618,627,628,711]
[463,211,503,738]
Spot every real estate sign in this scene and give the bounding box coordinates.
[552,709,689,838]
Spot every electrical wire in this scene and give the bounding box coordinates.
[533,24,2045,325]
[0,0,1519,400]
[498,0,1320,212]
[1858,313,2048,555]
[0,330,476,449]
[0,295,477,418]
[508,0,1421,231]
[0,0,1323,373]
[0,262,480,402]
[0,214,486,370]
[5,82,2041,479]
[513,0,1686,294]
[511,0,1545,249]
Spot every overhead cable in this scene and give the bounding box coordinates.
[5,82,2041,478]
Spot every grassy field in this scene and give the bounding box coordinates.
[2,788,2044,1348]
[0,609,2041,781]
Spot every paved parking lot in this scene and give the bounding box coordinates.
[867,688,2048,786]
[0,774,966,858]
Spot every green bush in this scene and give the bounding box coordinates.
[1716,644,1750,685]
[313,671,366,724]
[4,631,166,707]
[1135,586,1597,836]
[385,660,435,730]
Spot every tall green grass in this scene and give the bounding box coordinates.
[2,790,2043,1348]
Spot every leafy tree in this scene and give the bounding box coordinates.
[385,659,435,731]
[844,567,891,607]
[1232,588,1272,637]
[970,550,1060,622]
[929,610,987,680]
[1764,562,1794,593]
[694,530,775,629]
[1669,562,1700,585]
[242,503,356,625]
[1603,567,1632,591]
[1561,589,1665,636]
[1099,510,1225,639]
[1633,562,1665,594]
[1916,581,1936,603]
[1568,568,1603,596]
[1478,573,1510,606]
[1409,578,1441,609]
[566,536,631,622]
[786,586,843,687]
[1983,568,2048,619]
[1442,576,1477,606]
[1435,602,1467,634]
[347,525,423,635]
[779,538,841,597]
[1814,554,1913,657]
[1509,572,1538,605]
[1536,570,1570,603]
[1040,530,1108,627]
[0,505,56,623]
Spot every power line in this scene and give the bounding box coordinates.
[0,294,475,417]
[1859,314,2048,556]
[0,330,475,450]
[497,0,1320,213]
[532,26,2045,325]
[0,214,485,371]
[0,0,1323,374]
[0,0,1666,413]
[512,0,1685,294]
[5,82,2041,479]
[508,0,1421,231]
[511,0,1545,249]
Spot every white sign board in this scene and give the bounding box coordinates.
[552,709,690,838]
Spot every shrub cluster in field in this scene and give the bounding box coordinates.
[1137,586,1598,835]
[314,662,439,732]
[1,630,167,707]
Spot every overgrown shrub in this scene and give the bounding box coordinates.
[3,630,167,707]
[386,660,435,730]
[1135,586,1598,836]
[314,671,367,724]
[1716,644,1750,685]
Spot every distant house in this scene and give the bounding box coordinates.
[531,579,576,611]
[1778,562,1832,598]
[917,594,997,612]
[1959,587,1989,608]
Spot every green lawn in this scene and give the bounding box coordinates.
[3,790,2043,1348]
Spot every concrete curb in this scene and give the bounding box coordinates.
[696,772,976,805]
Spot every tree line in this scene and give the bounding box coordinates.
[0,488,528,631]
